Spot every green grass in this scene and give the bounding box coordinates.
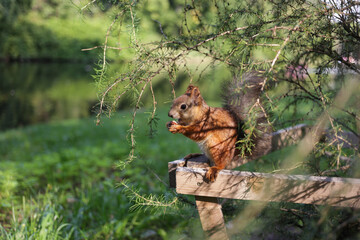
[0,108,202,239]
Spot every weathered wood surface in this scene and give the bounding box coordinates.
[269,123,359,149]
[195,196,228,240]
[227,124,311,169]
[224,123,358,169]
[269,124,310,151]
[168,156,210,188]
[168,124,360,239]
[175,167,360,208]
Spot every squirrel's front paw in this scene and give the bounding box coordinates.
[166,120,176,129]
[167,121,181,133]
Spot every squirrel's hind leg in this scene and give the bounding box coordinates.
[205,142,235,182]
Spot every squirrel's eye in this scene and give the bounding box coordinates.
[180,104,187,110]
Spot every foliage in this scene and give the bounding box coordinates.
[89,0,360,172]
[0,0,32,24]
[86,0,360,238]
[0,0,120,61]
[92,0,359,147]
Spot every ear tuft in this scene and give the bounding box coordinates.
[185,84,202,105]
[185,84,200,97]
[185,84,195,96]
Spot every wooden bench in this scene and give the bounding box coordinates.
[168,124,360,239]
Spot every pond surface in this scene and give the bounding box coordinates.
[0,62,98,131]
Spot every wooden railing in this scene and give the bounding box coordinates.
[168,124,360,240]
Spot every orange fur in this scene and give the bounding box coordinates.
[167,85,238,182]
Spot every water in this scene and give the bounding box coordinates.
[0,61,233,131]
[0,62,97,131]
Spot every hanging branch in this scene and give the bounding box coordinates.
[81,0,360,214]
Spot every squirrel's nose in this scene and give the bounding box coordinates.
[168,112,173,118]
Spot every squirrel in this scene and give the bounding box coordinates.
[166,71,272,182]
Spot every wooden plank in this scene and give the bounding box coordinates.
[270,124,310,151]
[270,123,359,150]
[325,130,359,148]
[168,125,359,239]
[176,167,360,208]
[227,124,311,169]
[195,196,229,240]
[168,160,185,188]
[168,156,210,188]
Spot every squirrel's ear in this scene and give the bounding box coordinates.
[185,85,200,97]
[185,85,194,96]
[185,85,202,105]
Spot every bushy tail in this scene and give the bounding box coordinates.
[224,71,272,167]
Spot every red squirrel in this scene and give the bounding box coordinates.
[167,72,271,182]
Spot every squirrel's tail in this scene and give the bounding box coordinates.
[223,71,272,168]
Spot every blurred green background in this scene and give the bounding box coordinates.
[1,0,359,239]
